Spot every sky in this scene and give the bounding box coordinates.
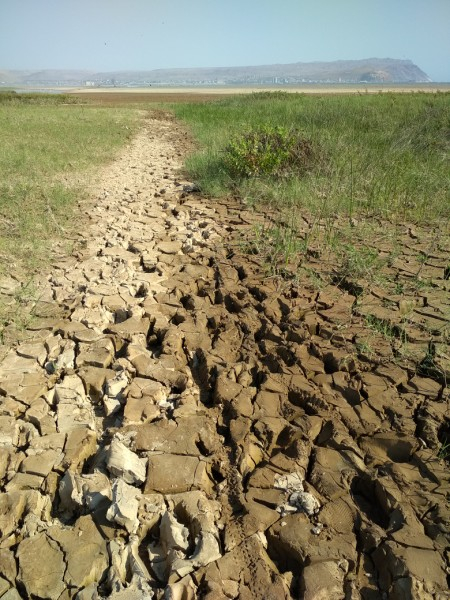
[1,0,449,81]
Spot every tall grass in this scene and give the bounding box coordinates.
[174,92,450,224]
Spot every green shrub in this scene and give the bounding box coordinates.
[223,125,314,178]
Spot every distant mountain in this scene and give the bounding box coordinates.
[0,59,431,87]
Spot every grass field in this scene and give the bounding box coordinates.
[174,92,450,224]
[0,93,140,337]
[0,94,140,274]
[174,92,449,374]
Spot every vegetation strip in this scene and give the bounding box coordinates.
[174,91,449,383]
[0,93,141,337]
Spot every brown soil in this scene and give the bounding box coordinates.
[68,83,450,105]
[71,91,230,104]
[0,113,448,599]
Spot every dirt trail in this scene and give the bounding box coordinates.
[0,114,448,599]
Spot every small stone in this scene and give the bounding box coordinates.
[76,337,115,368]
[0,491,27,539]
[106,317,150,342]
[54,375,96,433]
[0,548,17,585]
[290,490,321,516]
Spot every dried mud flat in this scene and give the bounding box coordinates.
[0,114,448,600]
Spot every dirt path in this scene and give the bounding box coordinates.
[0,114,448,599]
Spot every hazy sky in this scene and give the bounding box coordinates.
[1,0,449,81]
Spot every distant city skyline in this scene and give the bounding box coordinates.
[1,0,449,82]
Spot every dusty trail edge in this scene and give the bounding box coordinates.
[0,113,448,599]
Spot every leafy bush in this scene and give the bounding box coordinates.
[223,125,314,178]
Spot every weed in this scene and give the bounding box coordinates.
[364,314,398,339]
[393,281,405,295]
[0,101,141,331]
[418,342,448,386]
[336,244,381,281]
[300,266,326,291]
[355,339,375,359]
[0,280,40,343]
[437,440,450,462]
[242,221,306,275]
[363,313,413,359]
[417,251,428,264]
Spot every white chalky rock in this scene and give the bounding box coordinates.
[107,539,129,590]
[60,470,112,514]
[275,472,320,516]
[107,479,141,533]
[54,340,76,371]
[103,396,122,417]
[59,471,83,513]
[74,583,99,600]
[274,472,304,492]
[107,537,154,598]
[54,375,96,433]
[0,416,19,446]
[53,375,86,402]
[105,370,130,398]
[290,490,321,516]
[128,536,153,584]
[103,371,130,416]
[106,439,147,485]
[171,532,221,577]
[108,578,154,600]
[160,512,190,552]
[147,543,167,582]
[148,511,191,582]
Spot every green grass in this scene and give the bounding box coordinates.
[437,439,450,462]
[175,91,449,383]
[0,95,141,340]
[0,99,140,273]
[174,92,450,224]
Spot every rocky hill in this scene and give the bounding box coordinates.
[1,58,431,86]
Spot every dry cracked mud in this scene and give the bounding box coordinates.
[0,113,448,599]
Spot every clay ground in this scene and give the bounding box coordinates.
[0,113,448,599]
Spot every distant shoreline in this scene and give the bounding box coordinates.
[5,83,450,96]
